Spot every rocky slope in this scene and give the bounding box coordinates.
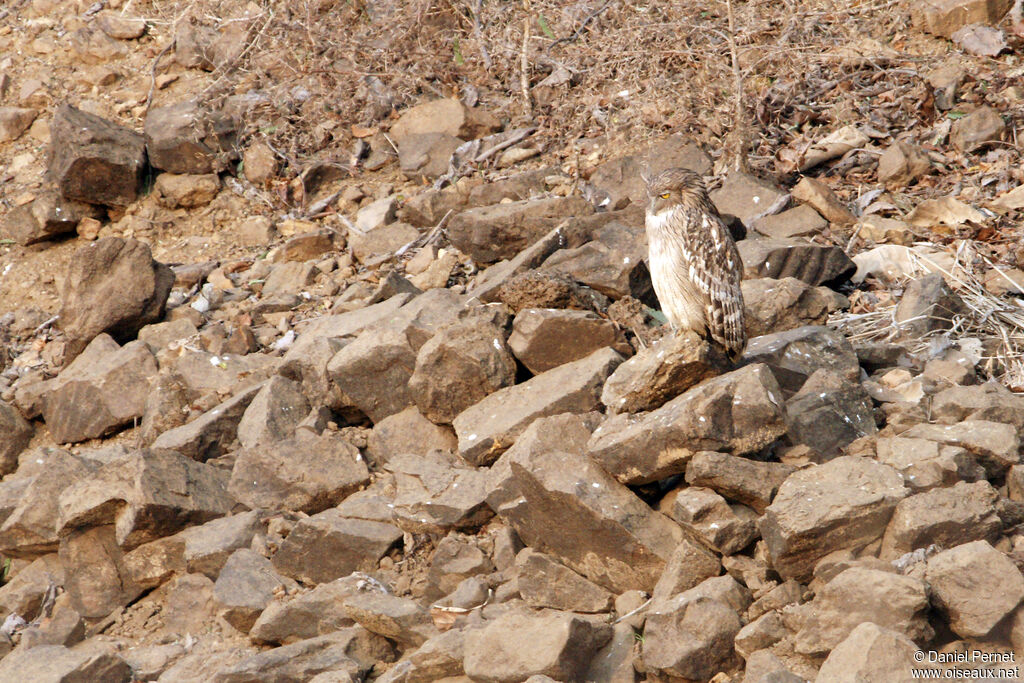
[2,0,1024,682]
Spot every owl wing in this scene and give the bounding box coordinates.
[688,209,747,359]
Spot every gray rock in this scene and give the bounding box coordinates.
[642,594,742,680]
[737,237,855,287]
[742,277,846,337]
[145,100,237,174]
[150,383,263,461]
[741,325,860,395]
[236,376,310,449]
[785,368,877,459]
[214,548,296,633]
[895,272,968,337]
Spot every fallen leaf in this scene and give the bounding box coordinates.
[905,197,986,227]
[351,124,378,138]
[952,24,1007,57]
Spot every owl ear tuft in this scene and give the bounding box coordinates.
[640,165,652,188]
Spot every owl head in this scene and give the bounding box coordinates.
[645,167,709,215]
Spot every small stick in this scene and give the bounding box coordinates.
[472,0,492,70]
[613,597,652,624]
[144,41,174,114]
[520,15,532,117]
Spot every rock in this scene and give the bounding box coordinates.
[741,277,845,337]
[493,270,608,313]
[250,575,363,645]
[138,317,200,352]
[875,436,982,492]
[878,141,932,186]
[145,100,237,174]
[791,177,856,226]
[759,456,908,581]
[0,188,104,245]
[214,549,294,633]
[341,590,436,647]
[910,0,1013,38]
[235,376,309,449]
[856,215,916,245]
[642,594,742,680]
[509,308,630,375]
[59,238,175,352]
[230,432,369,514]
[122,535,186,589]
[0,644,132,682]
[349,222,418,263]
[238,216,278,246]
[448,196,594,265]
[212,628,395,683]
[792,567,931,655]
[586,138,712,210]
[409,319,516,424]
[59,524,138,618]
[685,451,794,514]
[462,610,612,683]
[951,105,1006,152]
[737,237,856,287]
[515,549,614,613]
[390,98,498,142]
[735,612,788,659]
[741,325,860,395]
[926,540,1024,637]
[271,509,402,584]
[709,172,789,226]
[932,381,1024,427]
[587,363,788,484]
[0,401,33,475]
[262,261,318,297]
[601,330,728,414]
[661,486,759,555]
[365,407,458,466]
[650,540,722,601]
[785,369,877,459]
[425,533,494,599]
[41,336,157,443]
[153,172,221,208]
[17,592,86,649]
[179,511,263,579]
[0,106,38,142]
[895,272,969,337]
[953,23,1008,57]
[57,448,231,549]
[899,420,1018,478]
[355,197,398,232]
[453,347,623,466]
[751,204,827,240]
[815,622,926,683]
[243,141,277,183]
[385,450,491,533]
[47,103,146,206]
[276,231,336,263]
[540,219,652,301]
[879,481,1000,560]
[150,383,262,461]
[398,133,463,180]
[0,553,64,619]
[496,445,683,592]
[327,327,417,423]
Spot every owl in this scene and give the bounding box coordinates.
[644,167,746,360]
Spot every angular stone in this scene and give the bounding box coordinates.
[927,540,1024,638]
[880,481,1000,560]
[59,525,137,619]
[515,549,614,613]
[42,336,157,443]
[212,628,395,683]
[878,141,932,187]
[785,369,877,459]
[230,432,369,515]
[235,376,310,449]
[751,204,827,240]
[463,611,612,683]
[815,622,926,683]
[277,231,336,263]
[540,219,652,301]
[453,347,621,465]
[685,451,794,514]
[448,196,594,265]
[911,0,1012,38]
[150,383,262,461]
[215,548,295,633]
[498,446,683,592]
[642,594,742,680]
[272,509,402,584]
[365,407,457,467]
[390,98,498,142]
[509,308,629,375]
[327,327,417,423]
[661,486,759,555]
[385,450,491,533]
[792,567,931,655]
[355,196,398,232]
[48,103,145,206]
[398,133,463,181]
[153,172,221,208]
[895,272,968,337]
[710,172,789,226]
[899,420,1019,477]
[179,511,263,579]
[951,105,1007,152]
[348,222,419,263]
[494,270,608,313]
[742,325,860,395]
[791,177,856,226]
[250,575,363,645]
[409,319,516,424]
[17,592,86,649]
[741,277,844,338]
[737,238,856,287]
[601,330,727,414]
[875,436,982,492]
[122,535,186,590]
[59,238,175,351]
[145,100,237,174]
[342,591,437,647]
[425,533,494,600]
[57,449,231,549]
[759,456,908,581]
[0,553,64,618]
[262,261,317,297]
[0,400,33,475]
[0,106,38,142]
[735,611,788,659]
[650,539,722,601]
[588,363,788,484]
[0,644,132,682]
[0,188,104,245]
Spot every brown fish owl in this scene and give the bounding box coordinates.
[645,167,746,359]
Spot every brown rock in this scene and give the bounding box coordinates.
[59,237,175,351]
[875,436,982,493]
[743,277,845,338]
[0,188,104,245]
[540,219,652,301]
[791,177,856,226]
[243,141,278,184]
[710,172,789,226]
[493,270,608,313]
[815,622,928,683]
[650,540,723,601]
[365,406,457,466]
[751,204,827,239]
[911,0,1013,38]
[341,591,437,647]
[642,594,742,680]
[515,549,614,613]
[878,141,932,186]
[48,103,145,206]
[951,105,1007,152]
[250,575,363,645]
[759,456,908,581]
[398,133,463,181]
[153,172,221,208]
[463,610,612,683]
[0,644,131,682]
[0,400,33,476]
[742,325,860,395]
[235,376,310,449]
[149,383,262,461]
[145,100,237,174]
[685,451,794,514]
[880,481,1000,560]
[385,450,492,533]
[390,98,498,142]
[895,272,969,337]
[926,540,1024,637]
[0,106,38,142]
[509,308,630,375]
[785,369,877,459]
[899,420,1018,477]
[661,486,759,555]
[59,525,137,619]
[215,548,295,633]
[348,222,418,263]
[179,510,263,579]
[588,363,788,484]
[96,10,147,39]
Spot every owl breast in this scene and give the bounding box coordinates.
[646,209,706,333]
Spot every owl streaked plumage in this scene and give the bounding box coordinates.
[644,167,746,359]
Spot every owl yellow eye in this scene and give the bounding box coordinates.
[659,192,670,199]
